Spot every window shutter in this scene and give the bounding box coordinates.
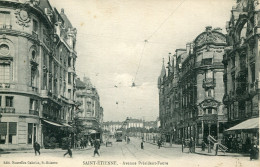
[9,122,17,135]
[0,122,7,135]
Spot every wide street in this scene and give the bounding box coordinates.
[0,138,259,167]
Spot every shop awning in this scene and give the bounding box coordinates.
[42,119,62,127]
[62,123,72,127]
[89,130,97,134]
[226,117,259,131]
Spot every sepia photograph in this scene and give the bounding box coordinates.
[0,0,259,167]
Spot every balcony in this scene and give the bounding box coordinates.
[0,107,15,113]
[0,24,12,30]
[202,78,216,88]
[29,110,39,116]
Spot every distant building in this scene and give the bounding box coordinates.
[0,0,77,149]
[103,118,157,134]
[144,121,157,130]
[126,118,144,129]
[75,77,103,139]
[102,121,122,134]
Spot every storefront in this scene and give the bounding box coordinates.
[224,117,259,153]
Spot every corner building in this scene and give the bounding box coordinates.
[223,0,259,139]
[0,0,77,149]
[158,26,227,144]
[75,77,104,140]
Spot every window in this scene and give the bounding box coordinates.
[206,70,213,79]
[68,89,71,99]
[0,63,10,83]
[208,108,212,114]
[33,19,38,33]
[8,122,17,144]
[251,63,255,82]
[31,67,37,87]
[30,99,33,110]
[68,57,71,67]
[5,96,13,107]
[0,11,11,28]
[206,89,214,97]
[32,51,36,60]
[232,57,235,68]
[0,122,7,144]
[68,73,71,84]
[28,123,33,144]
[202,58,212,65]
[0,122,16,144]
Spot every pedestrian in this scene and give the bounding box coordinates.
[245,137,251,153]
[127,137,130,144]
[64,146,72,158]
[158,139,161,149]
[214,141,219,156]
[201,140,206,151]
[182,138,185,152]
[33,141,40,156]
[93,140,100,157]
[189,138,193,153]
[141,141,144,149]
[250,144,259,160]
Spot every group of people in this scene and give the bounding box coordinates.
[33,139,102,158]
[181,137,195,153]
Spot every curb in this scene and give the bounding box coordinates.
[0,147,93,154]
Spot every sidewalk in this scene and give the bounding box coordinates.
[145,140,181,148]
[0,147,92,154]
[145,140,250,157]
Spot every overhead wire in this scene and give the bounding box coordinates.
[132,0,187,85]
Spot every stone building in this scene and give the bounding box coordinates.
[223,0,259,139]
[158,26,227,144]
[102,121,122,134]
[75,77,104,139]
[0,0,77,149]
[126,118,144,129]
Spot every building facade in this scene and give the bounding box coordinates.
[0,0,77,149]
[223,0,259,138]
[102,121,122,135]
[158,26,227,144]
[75,77,103,139]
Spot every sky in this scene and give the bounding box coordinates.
[49,0,235,122]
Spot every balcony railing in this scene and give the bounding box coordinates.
[0,24,12,29]
[29,110,39,116]
[32,86,38,92]
[0,107,15,113]
[0,83,10,88]
[202,78,216,88]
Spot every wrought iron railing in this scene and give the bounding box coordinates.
[0,107,15,113]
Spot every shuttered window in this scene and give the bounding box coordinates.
[0,122,7,135]
[9,122,17,135]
